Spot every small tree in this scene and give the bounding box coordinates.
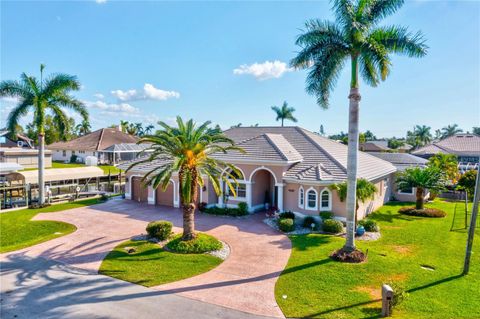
[427,153,458,183]
[396,167,445,210]
[331,178,377,225]
[457,170,477,200]
[271,101,297,127]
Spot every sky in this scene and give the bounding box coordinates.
[1,0,479,138]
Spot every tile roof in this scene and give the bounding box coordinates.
[48,128,139,152]
[368,152,428,172]
[122,126,396,183]
[412,134,480,157]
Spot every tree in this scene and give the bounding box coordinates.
[0,64,87,205]
[126,122,138,135]
[427,153,458,183]
[291,0,427,252]
[363,130,376,141]
[319,124,325,136]
[457,170,477,200]
[75,119,91,136]
[411,125,432,146]
[473,127,480,135]
[26,115,76,145]
[396,166,445,210]
[144,124,154,135]
[434,129,442,141]
[441,124,463,139]
[134,123,144,136]
[120,120,129,133]
[388,138,405,150]
[330,178,377,225]
[271,101,298,127]
[127,117,244,240]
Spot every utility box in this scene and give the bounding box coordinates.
[382,284,394,317]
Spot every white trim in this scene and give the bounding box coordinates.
[249,166,278,184]
[319,188,332,211]
[305,187,318,211]
[398,186,415,195]
[298,186,305,209]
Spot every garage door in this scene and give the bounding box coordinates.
[155,183,174,207]
[131,177,148,202]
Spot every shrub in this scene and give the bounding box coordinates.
[386,281,409,310]
[166,233,222,253]
[279,211,295,220]
[398,206,446,218]
[358,219,379,232]
[202,205,248,217]
[319,211,333,220]
[70,154,78,163]
[146,220,173,241]
[237,202,249,215]
[303,216,317,229]
[198,202,208,212]
[322,219,343,234]
[278,218,295,232]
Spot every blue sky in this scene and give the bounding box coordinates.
[1,0,479,138]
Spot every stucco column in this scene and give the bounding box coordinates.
[276,183,284,212]
[147,184,155,205]
[125,176,132,199]
[218,180,224,206]
[245,181,253,212]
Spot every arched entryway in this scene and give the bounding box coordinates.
[131,176,148,203]
[250,168,277,211]
[155,181,175,207]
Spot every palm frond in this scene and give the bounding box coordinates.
[369,25,428,58]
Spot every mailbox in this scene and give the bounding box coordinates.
[382,284,394,317]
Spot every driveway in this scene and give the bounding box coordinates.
[0,199,291,318]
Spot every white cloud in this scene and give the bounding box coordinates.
[94,93,105,99]
[95,0,107,3]
[85,100,140,113]
[110,83,180,102]
[233,60,293,80]
[0,96,20,105]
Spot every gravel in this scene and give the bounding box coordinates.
[206,240,230,260]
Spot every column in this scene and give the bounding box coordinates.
[147,184,155,205]
[245,181,253,212]
[218,180,224,207]
[276,183,284,212]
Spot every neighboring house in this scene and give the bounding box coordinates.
[0,129,34,148]
[48,128,148,165]
[360,140,411,153]
[412,133,480,172]
[0,148,52,169]
[368,152,429,202]
[121,126,399,221]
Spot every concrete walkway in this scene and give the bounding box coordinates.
[0,199,291,318]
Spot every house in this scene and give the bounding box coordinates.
[367,152,429,202]
[0,147,52,169]
[47,127,149,165]
[121,126,398,221]
[359,140,411,153]
[0,129,34,148]
[412,133,480,172]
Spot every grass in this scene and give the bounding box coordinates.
[22,161,122,175]
[0,198,100,253]
[99,240,223,287]
[275,200,479,319]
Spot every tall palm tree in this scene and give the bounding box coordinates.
[291,0,427,252]
[441,124,463,139]
[144,124,155,135]
[120,120,129,133]
[413,125,432,146]
[128,117,244,240]
[397,166,445,210]
[134,123,144,136]
[0,64,87,205]
[75,119,92,136]
[126,122,138,135]
[271,101,298,126]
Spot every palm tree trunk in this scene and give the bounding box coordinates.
[182,204,196,240]
[344,86,361,252]
[416,187,424,210]
[38,133,45,205]
[281,118,284,127]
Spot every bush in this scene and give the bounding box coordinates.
[303,216,317,229]
[398,206,446,218]
[146,220,173,241]
[322,219,343,234]
[166,233,222,253]
[70,154,78,163]
[358,219,379,232]
[278,218,295,232]
[319,211,333,220]
[237,202,249,215]
[386,281,409,310]
[198,202,208,212]
[279,211,295,220]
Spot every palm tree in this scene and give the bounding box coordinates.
[396,166,445,210]
[413,125,432,146]
[441,124,463,139]
[473,127,480,135]
[75,119,91,136]
[0,64,87,205]
[134,123,144,136]
[330,178,377,226]
[126,122,138,135]
[271,101,298,126]
[127,117,244,240]
[427,153,458,183]
[291,0,427,252]
[144,124,155,135]
[120,120,129,133]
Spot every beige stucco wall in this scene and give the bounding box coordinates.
[2,153,52,169]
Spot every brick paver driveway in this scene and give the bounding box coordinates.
[2,199,291,318]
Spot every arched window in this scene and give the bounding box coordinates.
[320,189,331,211]
[306,188,317,210]
[298,186,304,208]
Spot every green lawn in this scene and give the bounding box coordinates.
[0,198,100,253]
[275,200,480,319]
[99,240,223,287]
[23,162,122,175]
